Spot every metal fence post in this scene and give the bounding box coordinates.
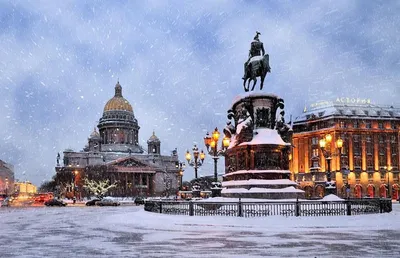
[189,201,194,216]
[238,198,242,217]
[159,201,162,214]
[379,199,383,213]
[346,200,351,216]
[295,198,300,217]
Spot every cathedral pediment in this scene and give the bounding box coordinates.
[109,157,149,168]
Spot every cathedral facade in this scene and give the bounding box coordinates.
[55,82,180,197]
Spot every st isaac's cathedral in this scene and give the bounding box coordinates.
[55,82,180,197]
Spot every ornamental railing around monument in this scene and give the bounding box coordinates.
[144,198,392,217]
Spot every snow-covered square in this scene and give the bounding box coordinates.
[1,204,399,258]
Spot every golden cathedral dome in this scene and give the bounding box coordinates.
[103,81,133,112]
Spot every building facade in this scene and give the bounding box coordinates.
[55,82,180,197]
[292,98,400,199]
[14,181,37,195]
[0,159,14,196]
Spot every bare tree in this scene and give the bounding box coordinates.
[83,178,118,199]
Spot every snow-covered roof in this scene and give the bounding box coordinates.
[294,102,400,124]
[222,179,297,187]
[223,170,291,177]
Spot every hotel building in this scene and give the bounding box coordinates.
[292,98,400,199]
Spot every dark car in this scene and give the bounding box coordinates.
[85,198,101,206]
[134,197,145,205]
[0,197,11,207]
[44,199,67,207]
[96,198,120,206]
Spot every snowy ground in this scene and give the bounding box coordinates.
[0,203,399,258]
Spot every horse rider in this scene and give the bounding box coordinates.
[242,31,266,80]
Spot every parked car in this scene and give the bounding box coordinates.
[44,199,67,207]
[96,198,120,206]
[134,197,145,205]
[85,198,101,206]
[0,197,11,207]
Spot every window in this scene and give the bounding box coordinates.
[340,121,346,128]
[366,141,373,155]
[353,135,361,156]
[311,137,319,145]
[354,156,362,170]
[367,156,374,170]
[378,122,383,129]
[379,135,385,144]
[312,148,319,157]
[365,121,371,129]
[353,121,359,128]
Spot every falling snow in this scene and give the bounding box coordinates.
[0,1,399,186]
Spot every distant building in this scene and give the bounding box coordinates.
[292,98,400,199]
[0,159,14,196]
[14,181,37,195]
[56,82,180,197]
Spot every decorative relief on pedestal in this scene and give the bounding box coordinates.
[255,107,270,128]
[238,154,246,170]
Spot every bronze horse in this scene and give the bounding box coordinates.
[243,54,271,92]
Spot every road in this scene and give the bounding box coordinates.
[0,204,399,257]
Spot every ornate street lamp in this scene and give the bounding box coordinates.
[319,134,343,195]
[204,128,230,182]
[185,145,205,179]
[175,162,185,191]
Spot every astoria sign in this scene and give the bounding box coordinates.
[309,97,372,109]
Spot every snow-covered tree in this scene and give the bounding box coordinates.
[83,178,117,198]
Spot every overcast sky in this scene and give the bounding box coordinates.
[1,0,399,186]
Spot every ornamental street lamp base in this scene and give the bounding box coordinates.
[192,189,201,198]
[325,187,337,196]
[211,188,222,198]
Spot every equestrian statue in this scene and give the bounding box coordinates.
[242,31,271,92]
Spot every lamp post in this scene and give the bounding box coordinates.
[203,128,230,182]
[384,166,392,199]
[185,145,205,179]
[176,162,185,191]
[319,134,343,196]
[72,170,78,200]
[5,177,8,197]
